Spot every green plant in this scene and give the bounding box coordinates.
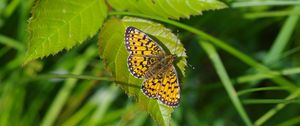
[1,0,300,126]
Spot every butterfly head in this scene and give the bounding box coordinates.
[171,54,176,61]
[162,54,176,65]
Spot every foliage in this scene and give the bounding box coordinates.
[24,0,107,64]
[1,0,300,126]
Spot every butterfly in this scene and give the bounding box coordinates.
[124,26,180,108]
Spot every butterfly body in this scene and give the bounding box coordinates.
[124,26,180,108]
[144,54,175,79]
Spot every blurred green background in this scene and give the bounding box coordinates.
[1,0,300,126]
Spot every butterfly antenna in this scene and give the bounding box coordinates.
[187,63,195,70]
[176,29,185,58]
[172,29,180,56]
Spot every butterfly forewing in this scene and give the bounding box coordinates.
[127,55,158,78]
[125,26,164,56]
[125,26,164,78]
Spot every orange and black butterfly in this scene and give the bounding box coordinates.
[124,26,180,108]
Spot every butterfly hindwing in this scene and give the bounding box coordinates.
[157,66,180,107]
[141,73,163,98]
[142,66,180,108]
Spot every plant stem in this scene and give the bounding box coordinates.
[231,0,300,8]
[37,74,113,81]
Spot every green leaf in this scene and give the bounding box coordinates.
[107,0,227,19]
[98,17,186,126]
[24,0,107,64]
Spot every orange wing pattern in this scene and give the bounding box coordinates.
[127,55,158,78]
[142,66,180,107]
[157,66,180,107]
[141,73,163,98]
[124,26,181,108]
[125,26,164,78]
[125,26,164,56]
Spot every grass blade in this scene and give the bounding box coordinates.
[238,87,291,96]
[41,46,97,126]
[278,116,300,126]
[255,88,300,126]
[264,6,300,65]
[243,99,300,104]
[200,41,252,126]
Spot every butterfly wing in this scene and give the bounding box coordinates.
[157,66,180,107]
[142,66,180,107]
[127,55,159,78]
[125,26,164,78]
[141,72,163,98]
[125,26,180,107]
